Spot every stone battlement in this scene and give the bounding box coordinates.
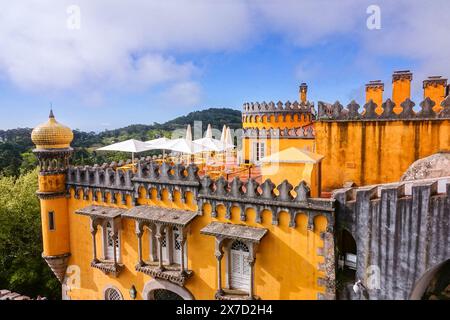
[66,159,334,229]
[317,96,450,121]
[243,100,314,115]
[243,125,315,139]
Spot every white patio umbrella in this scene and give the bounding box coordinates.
[220,125,227,143]
[145,137,172,158]
[225,127,234,149]
[205,123,213,138]
[194,124,233,152]
[166,124,208,155]
[145,137,172,146]
[96,139,155,163]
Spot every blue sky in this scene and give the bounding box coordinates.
[0,1,448,131]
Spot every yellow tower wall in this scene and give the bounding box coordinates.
[243,137,315,163]
[315,119,450,192]
[242,113,313,129]
[38,174,71,256]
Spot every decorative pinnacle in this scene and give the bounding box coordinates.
[49,102,54,118]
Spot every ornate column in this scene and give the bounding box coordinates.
[135,221,144,266]
[155,224,166,272]
[179,229,187,275]
[90,218,98,263]
[214,237,225,295]
[247,243,257,299]
[111,232,118,265]
[149,224,157,262]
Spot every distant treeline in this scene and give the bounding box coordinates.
[0,108,242,177]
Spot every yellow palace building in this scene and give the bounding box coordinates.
[32,71,450,300]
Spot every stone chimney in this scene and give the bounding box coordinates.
[423,76,448,113]
[299,83,308,104]
[365,80,384,115]
[392,70,413,114]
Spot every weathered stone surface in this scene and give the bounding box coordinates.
[401,151,450,181]
[333,178,450,300]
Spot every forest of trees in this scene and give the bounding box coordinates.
[0,107,241,299]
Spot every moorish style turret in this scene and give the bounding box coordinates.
[32,110,73,283]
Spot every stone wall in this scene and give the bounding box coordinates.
[333,177,450,299]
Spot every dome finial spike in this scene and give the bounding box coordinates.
[49,102,54,118]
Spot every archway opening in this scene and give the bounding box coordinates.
[150,289,184,300]
[411,259,450,300]
[339,229,357,277]
[336,229,357,299]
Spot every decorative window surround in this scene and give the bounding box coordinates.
[200,222,267,300]
[123,206,198,286]
[75,205,125,277]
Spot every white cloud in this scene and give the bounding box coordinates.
[161,81,202,109]
[0,0,449,105]
[0,0,254,94]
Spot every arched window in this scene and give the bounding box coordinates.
[104,287,123,300]
[229,240,251,291]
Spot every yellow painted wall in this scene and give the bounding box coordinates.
[243,138,316,163]
[315,120,450,192]
[261,162,320,197]
[63,187,329,300]
[242,114,312,130]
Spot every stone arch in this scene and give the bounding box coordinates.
[410,259,450,300]
[336,228,357,277]
[142,279,194,300]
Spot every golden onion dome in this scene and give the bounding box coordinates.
[31,110,74,150]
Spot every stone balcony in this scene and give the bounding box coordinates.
[135,261,193,286]
[215,288,260,300]
[91,260,124,277]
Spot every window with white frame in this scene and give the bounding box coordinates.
[155,226,187,266]
[228,240,251,291]
[252,141,266,163]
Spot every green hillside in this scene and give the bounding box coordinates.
[0,108,242,176]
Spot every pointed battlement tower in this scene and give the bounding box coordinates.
[31,110,73,282]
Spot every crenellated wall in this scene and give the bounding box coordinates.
[242,101,316,163]
[315,97,450,192]
[333,177,450,300]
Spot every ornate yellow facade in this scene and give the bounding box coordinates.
[32,70,450,300]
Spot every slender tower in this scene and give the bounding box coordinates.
[31,110,73,283]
